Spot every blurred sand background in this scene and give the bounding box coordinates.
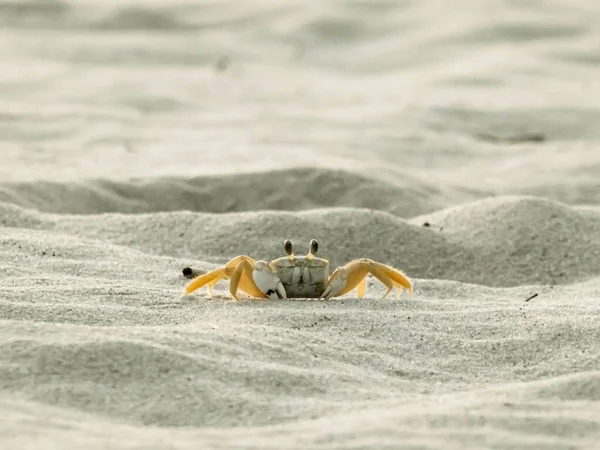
[1,0,600,449]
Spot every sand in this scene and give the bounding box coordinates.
[1,0,600,449]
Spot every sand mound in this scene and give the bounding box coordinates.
[532,371,600,402]
[410,196,600,286]
[0,167,478,217]
[4,193,600,288]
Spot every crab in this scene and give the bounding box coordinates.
[182,239,413,301]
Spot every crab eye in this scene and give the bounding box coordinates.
[310,239,318,255]
[284,239,294,255]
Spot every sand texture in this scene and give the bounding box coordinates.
[1,1,600,449]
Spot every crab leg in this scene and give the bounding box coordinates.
[321,258,413,300]
[207,277,220,297]
[183,268,223,297]
[367,265,395,298]
[183,255,266,299]
[229,259,269,300]
[184,268,227,296]
[357,277,367,299]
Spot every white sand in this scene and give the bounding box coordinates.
[1,1,600,449]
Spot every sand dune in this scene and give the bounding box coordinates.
[2,0,600,448]
[3,191,600,287]
[0,167,481,217]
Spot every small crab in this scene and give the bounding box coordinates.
[182,239,413,301]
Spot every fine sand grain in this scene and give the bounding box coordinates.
[1,1,600,449]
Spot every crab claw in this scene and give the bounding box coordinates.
[253,260,287,300]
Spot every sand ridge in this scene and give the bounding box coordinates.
[3,190,600,286]
[0,167,483,217]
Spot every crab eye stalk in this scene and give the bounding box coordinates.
[284,239,294,256]
[310,239,319,255]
